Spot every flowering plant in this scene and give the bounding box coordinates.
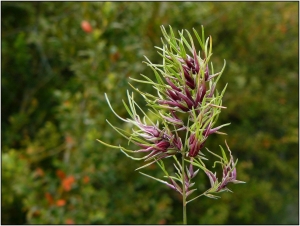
[98,25,245,224]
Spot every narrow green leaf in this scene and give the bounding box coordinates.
[214,59,226,85]
[139,172,170,185]
[120,149,148,161]
[96,139,120,149]
[135,158,161,171]
[122,100,134,119]
[184,159,207,172]
[105,93,128,122]
[205,147,223,160]
[219,145,228,164]
[205,193,220,199]
[193,27,204,50]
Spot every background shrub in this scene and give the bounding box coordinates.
[1,2,298,224]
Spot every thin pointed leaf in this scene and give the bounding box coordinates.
[219,145,228,164]
[193,28,204,50]
[135,158,161,171]
[96,139,121,149]
[120,149,148,161]
[205,193,220,199]
[186,188,197,197]
[105,93,128,122]
[139,172,172,186]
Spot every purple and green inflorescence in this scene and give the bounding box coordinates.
[98,25,245,223]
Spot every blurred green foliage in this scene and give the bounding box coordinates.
[1,2,298,224]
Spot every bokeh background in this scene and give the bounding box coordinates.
[1,2,299,224]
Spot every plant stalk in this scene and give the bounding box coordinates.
[182,152,187,224]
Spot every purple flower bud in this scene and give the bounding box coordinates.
[186,80,196,89]
[173,136,182,150]
[181,64,189,71]
[189,160,194,177]
[165,77,181,92]
[160,114,183,126]
[167,89,181,101]
[203,121,212,137]
[174,90,195,109]
[207,83,216,98]
[136,121,161,138]
[170,177,182,194]
[205,64,209,81]
[156,140,170,151]
[193,48,200,73]
[204,124,227,136]
[195,81,206,106]
[184,86,193,102]
[231,168,237,180]
[171,100,190,112]
[165,182,176,190]
[143,126,160,137]
[157,100,190,112]
[205,170,217,187]
[135,146,154,153]
[188,134,205,157]
[217,179,229,192]
[222,165,231,178]
[183,67,195,85]
[190,142,205,157]
[189,133,196,143]
[216,152,243,192]
[170,110,178,119]
[185,56,194,68]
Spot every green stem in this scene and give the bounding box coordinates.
[182,152,187,225]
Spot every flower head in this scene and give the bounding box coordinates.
[217,149,244,192]
[98,25,245,213]
[204,142,245,195]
